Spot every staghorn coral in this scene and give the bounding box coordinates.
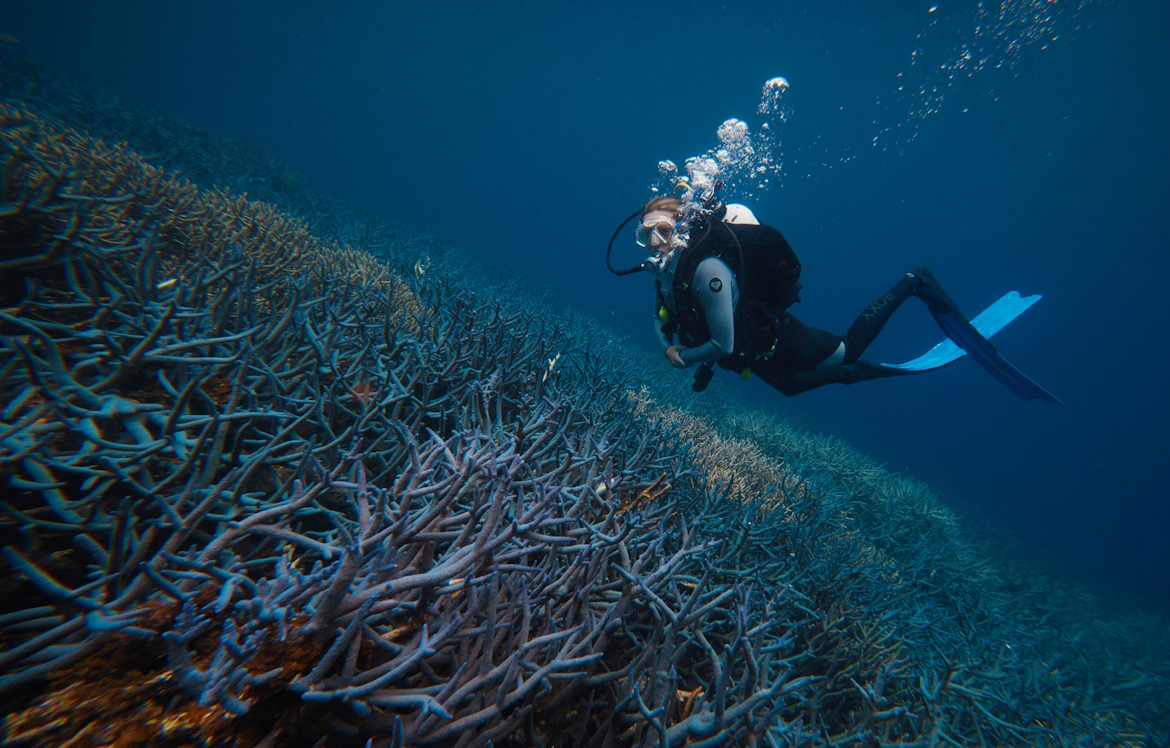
[625,384,1170,744]
[0,101,818,746]
[0,103,424,334]
[1,52,1168,747]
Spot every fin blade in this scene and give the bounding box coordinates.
[883,291,1041,373]
[933,311,1061,403]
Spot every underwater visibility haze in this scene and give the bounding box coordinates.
[1,0,1169,745]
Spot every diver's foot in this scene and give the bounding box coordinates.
[909,264,963,317]
[839,361,876,385]
[842,360,913,384]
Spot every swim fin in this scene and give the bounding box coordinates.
[883,291,1040,372]
[887,267,1060,404]
[903,268,1062,402]
[932,309,1061,403]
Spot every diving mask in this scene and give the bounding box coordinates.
[635,219,674,248]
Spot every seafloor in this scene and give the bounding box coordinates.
[0,50,1167,748]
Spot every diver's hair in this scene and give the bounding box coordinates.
[642,196,682,218]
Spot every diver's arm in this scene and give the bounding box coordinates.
[678,257,737,366]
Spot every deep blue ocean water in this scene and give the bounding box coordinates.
[7,0,1168,615]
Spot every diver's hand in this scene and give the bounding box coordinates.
[665,346,687,369]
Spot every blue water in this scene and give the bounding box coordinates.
[8,0,1168,614]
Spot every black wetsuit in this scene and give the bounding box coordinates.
[654,219,920,396]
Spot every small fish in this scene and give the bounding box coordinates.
[0,33,20,44]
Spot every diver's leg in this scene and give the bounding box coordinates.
[753,309,912,396]
[770,311,843,370]
[755,359,917,397]
[908,264,965,317]
[841,273,920,364]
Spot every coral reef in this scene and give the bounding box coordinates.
[0,99,817,747]
[2,51,1168,747]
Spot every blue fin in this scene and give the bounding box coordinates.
[935,310,1061,403]
[883,291,1040,372]
[883,291,1060,404]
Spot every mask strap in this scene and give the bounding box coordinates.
[606,208,649,276]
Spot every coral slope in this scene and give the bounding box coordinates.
[1,53,1167,747]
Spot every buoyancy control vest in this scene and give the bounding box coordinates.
[656,220,803,372]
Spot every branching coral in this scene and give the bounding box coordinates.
[1,53,1167,748]
[0,101,816,746]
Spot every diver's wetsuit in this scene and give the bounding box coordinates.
[653,217,922,396]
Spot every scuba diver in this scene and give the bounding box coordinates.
[606,191,1059,402]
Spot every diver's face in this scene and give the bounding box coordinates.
[638,210,677,255]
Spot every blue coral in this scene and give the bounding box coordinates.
[1,47,1168,747]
